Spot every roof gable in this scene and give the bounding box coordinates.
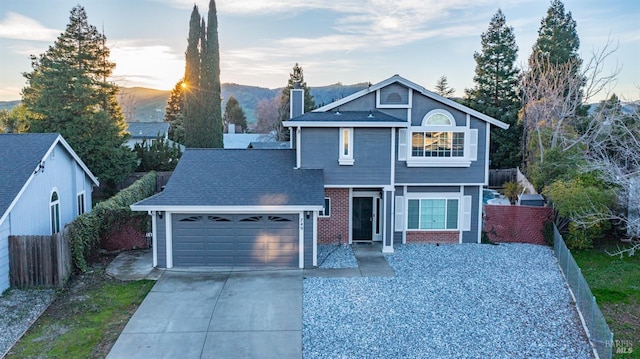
[314,75,509,129]
[0,133,99,225]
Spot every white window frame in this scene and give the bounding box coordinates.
[338,127,354,165]
[319,198,331,217]
[405,194,461,231]
[50,189,61,234]
[401,109,477,167]
[77,191,86,216]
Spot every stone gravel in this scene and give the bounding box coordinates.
[0,288,55,357]
[317,244,358,269]
[303,243,594,359]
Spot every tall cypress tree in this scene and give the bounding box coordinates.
[183,5,202,148]
[203,0,223,148]
[464,9,521,168]
[22,5,136,188]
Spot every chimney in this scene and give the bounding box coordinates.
[290,87,304,119]
[228,123,236,134]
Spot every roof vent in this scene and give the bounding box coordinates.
[367,111,374,118]
[335,111,341,115]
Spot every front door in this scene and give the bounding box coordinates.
[353,197,373,240]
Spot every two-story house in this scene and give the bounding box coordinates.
[131,75,507,269]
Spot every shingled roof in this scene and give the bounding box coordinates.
[0,133,98,223]
[132,149,324,209]
[285,110,407,127]
[126,122,170,139]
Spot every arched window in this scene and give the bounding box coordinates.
[50,190,60,234]
[386,92,402,103]
[422,109,455,126]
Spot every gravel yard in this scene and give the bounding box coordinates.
[317,244,358,269]
[0,288,55,357]
[303,243,593,359]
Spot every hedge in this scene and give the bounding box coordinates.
[68,171,157,271]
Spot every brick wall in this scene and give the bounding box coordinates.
[318,188,350,244]
[406,231,459,244]
[483,205,553,245]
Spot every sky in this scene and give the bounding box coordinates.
[0,0,638,102]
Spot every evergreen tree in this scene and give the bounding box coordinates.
[223,95,247,132]
[183,5,203,147]
[464,9,521,169]
[21,5,135,188]
[164,79,185,144]
[133,136,182,171]
[182,1,223,148]
[530,0,581,72]
[434,76,455,98]
[202,0,223,147]
[279,63,315,121]
[0,104,30,133]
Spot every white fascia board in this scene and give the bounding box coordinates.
[130,205,323,213]
[394,182,487,186]
[314,74,509,130]
[284,121,408,128]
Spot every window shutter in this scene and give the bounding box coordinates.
[469,129,478,161]
[394,196,404,231]
[398,129,407,161]
[461,195,472,231]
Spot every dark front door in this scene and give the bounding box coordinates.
[353,197,373,240]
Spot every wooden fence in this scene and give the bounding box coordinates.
[488,168,517,188]
[9,226,72,288]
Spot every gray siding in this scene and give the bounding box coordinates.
[300,128,391,186]
[379,83,410,105]
[384,190,393,247]
[410,95,467,126]
[156,212,167,268]
[394,118,488,184]
[462,186,481,243]
[304,213,313,267]
[336,92,376,111]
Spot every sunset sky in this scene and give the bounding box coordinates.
[0,0,638,102]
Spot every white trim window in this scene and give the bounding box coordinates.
[400,109,478,167]
[338,127,354,165]
[77,192,86,215]
[407,198,459,230]
[50,190,61,234]
[319,198,331,217]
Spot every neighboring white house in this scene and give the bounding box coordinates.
[0,133,99,292]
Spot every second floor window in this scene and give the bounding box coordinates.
[339,127,354,165]
[411,131,465,158]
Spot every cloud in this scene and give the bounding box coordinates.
[108,40,184,89]
[0,12,59,41]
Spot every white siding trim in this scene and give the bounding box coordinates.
[166,212,173,268]
[393,182,488,186]
[131,205,323,213]
[299,212,304,269]
[402,186,407,244]
[477,186,484,243]
[338,128,354,165]
[151,212,157,267]
[313,211,318,267]
[296,127,301,169]
[382,190,394,253]
[485,122,490,185]
[285,121,408,128]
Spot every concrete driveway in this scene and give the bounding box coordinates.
[107,270,302,359]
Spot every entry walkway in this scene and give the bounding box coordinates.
[303,242,395,278]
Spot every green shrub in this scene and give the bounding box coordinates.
[503,181,524,204]
[68,171,157,271]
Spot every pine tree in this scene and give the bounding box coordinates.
[164,79,185,144]
[279,63,315,120]
[223,95,247,132]
[434,76,455,98]
[22,5,135,188]
[530,0,581,72]
[464,9,521,169]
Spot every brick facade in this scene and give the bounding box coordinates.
[318,188,350,244]
[483,205,553,245]
[406,231,459,244]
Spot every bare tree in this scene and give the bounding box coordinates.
[520,38,620,163]
[254,96,284,140]
[579,98,640,256]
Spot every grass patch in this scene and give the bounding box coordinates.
[6,268,153,359]
[573,247,640,358]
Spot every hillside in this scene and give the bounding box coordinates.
[120,82,368,123]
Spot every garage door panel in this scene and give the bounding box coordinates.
[173,213,299,267]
